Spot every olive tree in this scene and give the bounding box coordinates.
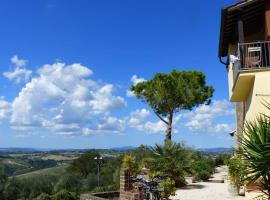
[131,70,213,141]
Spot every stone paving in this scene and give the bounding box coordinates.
[171,166,247,200]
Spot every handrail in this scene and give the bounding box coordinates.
[232,41,270,83]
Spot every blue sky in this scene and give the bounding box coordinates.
[0,0,237,149]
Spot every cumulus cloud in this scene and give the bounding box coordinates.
[11,55,27,67]
[128,109,166,134]
[183,100,235,133]
[8,62,127,136]
[82,115,126,136]
[126,100,235,135]
[0,96,11,120]
[3,55,32,83]
[126,75,146,97]
[1,57,236,138]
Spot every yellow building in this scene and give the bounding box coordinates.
[219,0,270,145]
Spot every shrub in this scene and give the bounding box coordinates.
[67,151,100,177]
[214,154,231,166]
[52,190,77,200]
[197,170,211,181]
[227,154,246,193]
[35,193,51,200]
[54,173,82,194]
[122,155,139,175]
[190,159,214,181]
[3,178,21,200]
[159,178,176,200]
[150,142,191,185]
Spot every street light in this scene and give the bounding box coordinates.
[94,155,103,187]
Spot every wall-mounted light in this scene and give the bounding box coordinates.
[229,130,236,137]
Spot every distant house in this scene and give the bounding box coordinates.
[219,0,270,145]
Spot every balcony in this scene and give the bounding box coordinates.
[231,41,270,102]
[233,41,270,82]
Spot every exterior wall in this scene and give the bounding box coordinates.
[227,69,270,144]
[227,43,270,145]
[244,71,270,122]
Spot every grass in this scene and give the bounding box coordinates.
[14,164,67,179]
[41,154,78,161]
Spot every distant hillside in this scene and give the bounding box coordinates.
[0,148,41,153]
[110,146,135,151]
[0,146,136,154]
[198,147,233,154]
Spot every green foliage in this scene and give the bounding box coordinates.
[190,159,214,181]
[67,151,100,177]
[130,145,152,163]
[122,155,139,175]
[227,154,247,192]
[52,190,78,200]
[239,114,270,197]
[20,174,58,199]
[81,173,98,192]
[197,170,211,181]
[131,70,213,115]
[0,151,122,198]
[0,170,7,199]
[0,157,58,176]
[16,165,67,179]
[214,154,231,166]
[3,178,21,200]
[90,184,119,193]
[159,178,176,200]
[150,141,191,184]
[100,157,121,188]
[35,193,51,200]
[66,151,121,193]
[55,173,82,195]
[131,70,214,140]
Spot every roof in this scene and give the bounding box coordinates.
[218,0,265,57]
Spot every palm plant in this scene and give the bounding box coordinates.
[240,115,270,198]
[150,141,191,185]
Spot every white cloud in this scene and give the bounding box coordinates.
[9,62,127,136]
[90,84,127,113]
[131,75,146,85]
[3,55,32,83]
[97,115,126,132]
[183,100,235,133]
[0,96,11,120]
[128,109,166,134]
[11,55,27,67]
[126,75,146,97]
[83,115,126,136]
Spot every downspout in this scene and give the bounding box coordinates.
[219,56,229,70]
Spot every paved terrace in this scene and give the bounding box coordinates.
[171,166,264,200]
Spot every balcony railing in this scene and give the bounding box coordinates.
[232,41,270,82]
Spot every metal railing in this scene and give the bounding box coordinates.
[232,41,270,82]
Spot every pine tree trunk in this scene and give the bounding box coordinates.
[165,113,173,142]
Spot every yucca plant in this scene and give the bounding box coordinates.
[240,114,270,198]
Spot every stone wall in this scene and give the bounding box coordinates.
[119,169,143,200]
[80,192,119,200]
[235,102,244,147]
[80,169,143,200]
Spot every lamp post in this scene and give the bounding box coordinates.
[94,155,103,187]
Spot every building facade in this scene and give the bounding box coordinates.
[219,0,270,145]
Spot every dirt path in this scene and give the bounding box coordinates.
[171,166,246,200]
